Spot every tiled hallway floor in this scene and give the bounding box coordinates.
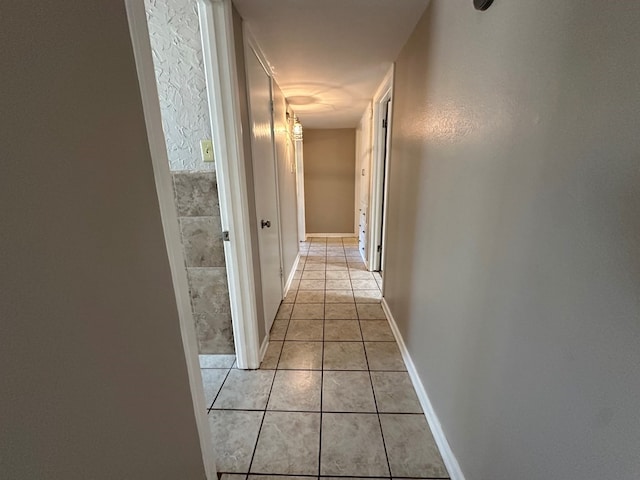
[200,237,449,480]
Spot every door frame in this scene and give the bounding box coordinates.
[243,26,286,333]
[368,66,394,274]
[197,0,262,369]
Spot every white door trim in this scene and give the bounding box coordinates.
[368,65,394,274]
[198,0,261,369]
[124,1,217,478]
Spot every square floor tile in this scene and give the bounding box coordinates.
[359,320,394,341]
[208,410,263,473]
[268,370,321,411]
[269,319,289,341]
[291,303,324,320]
[326,270,350,280]
[323,342,367,370]
[285,320,324,341]
[251,412,320,475]
[325,290,354,303]
[357,303,387,319]
[371,372,422,413]
[320,413,389,476]
[326,279,352,290]
[326,263,348,271]
[354,290,381,303]
[365,342,406,371]
[212,369,275,410]
[379,414,448,477]
[351,279,379,290]
[348,262,367,271]
[283,289,297,303]
[249,476,309,480]
[261,341,283,369]
[295,290,325,303]
[289,279,301,290]
[324,320,362,341]
[322,371,376,412]
[221,475,246,480]
[201,368,228,407]
[349,271,375,280]
[276,303,293,319]
[279,341,323,370]
[302,270,326,280]
[326,257,347,264]
[303,263,325,271]
[299,279,325,290]
[200,354,236,369]
[324,303,358,319]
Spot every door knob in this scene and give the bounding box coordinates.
[261,219,271,229]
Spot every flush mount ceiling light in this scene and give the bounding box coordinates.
[474,0,494,10]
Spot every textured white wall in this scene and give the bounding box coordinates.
[145,0,213,172]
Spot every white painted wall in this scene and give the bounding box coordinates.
[385,1,640,479]
[145,0,213,171]
[0,1,207,477]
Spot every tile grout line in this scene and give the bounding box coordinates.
[207,365,234,413]
[243,360,280,475]
[318,235,328,477]
[245,282,296,478]
[350,246,394,479]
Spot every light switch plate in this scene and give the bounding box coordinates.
[200,139,214,162]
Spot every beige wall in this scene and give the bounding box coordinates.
[385,1,640,480]
[304,129,356,234]
[0,2,206,478]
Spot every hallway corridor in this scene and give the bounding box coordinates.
[200,237,449,479]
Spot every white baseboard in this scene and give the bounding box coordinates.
[305,233,357,238]
[284,253,301,296]
[258,334,269,366]
[381,298,465,480]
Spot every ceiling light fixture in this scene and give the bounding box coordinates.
[292,117,303,140]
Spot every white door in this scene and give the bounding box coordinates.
[245,47,283,333]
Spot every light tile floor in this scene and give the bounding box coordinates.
[200,237,449,480]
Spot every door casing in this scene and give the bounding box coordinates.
[368,66,395,280]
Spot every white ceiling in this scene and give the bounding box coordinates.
[233,0,429,128]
